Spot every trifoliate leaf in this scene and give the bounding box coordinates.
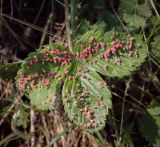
[120,0,152,29]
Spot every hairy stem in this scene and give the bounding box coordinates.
[64,0,73,54]
[71,0,77,37]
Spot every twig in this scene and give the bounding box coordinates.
[0,0,3,37]
[39,12,53,49]
[10,0,13,18]
[33,0,46,24]
[149,0,160,20]
[30,106,35,147]
[41,113,50,143]
[110,108,119,146]
[0,133,16,146]
[119,77,131,145]
[55,0,65,7]
[64,0,73,54]
[111,91,145,110]
[1,13,54,36]
[49,0,54,44]
[110,1,130,34]
[46,125,73,147]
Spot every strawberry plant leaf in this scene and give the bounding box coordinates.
[16,44,72,110]
[62,69,112,132]
[75,28,148,78]
[29,79,61,110]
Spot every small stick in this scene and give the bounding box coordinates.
[30,106,35,147]
[119,77,131,145]
[110,1,130,34]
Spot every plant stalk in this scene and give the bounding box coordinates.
[71,0,77,37]
[64,0,74,54]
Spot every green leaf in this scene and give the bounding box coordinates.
[62,70,112,132]
[16,44,72,110]
[75,30,148,78]
[74,22,106,52]
[123,14,146,29]
[29,79,61,110]
[120,0,152,29]
[136,4,152,18]
[0,61,22,81]
[139,106,160,145]
[12,109,29,128]
[139,113,159,144]
[147,106,160,116]
[151,36,160,59]
[120,0,137,14]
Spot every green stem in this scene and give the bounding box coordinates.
[64,0,74,54]
[71,0,77,37]
[146,19,159,44]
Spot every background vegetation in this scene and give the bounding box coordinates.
[0,0,160,146]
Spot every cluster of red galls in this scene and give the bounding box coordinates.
[18,69,57,90]
[41,48,72,66]
[104,40,123,59]
[18,35,139,91]
[75,37,106,62]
